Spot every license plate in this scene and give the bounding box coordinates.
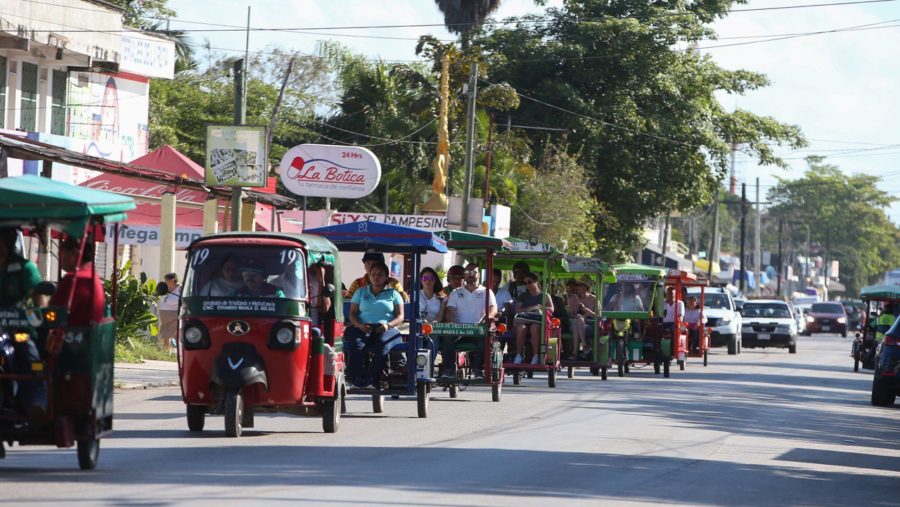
[822,326,830,332]
[758,333,770,340]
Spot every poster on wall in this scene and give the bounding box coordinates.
[205,126,268,187]
[278,144,381,199]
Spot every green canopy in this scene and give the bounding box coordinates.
[435,230,510,251]
[860,284,900,302]
[488,237,568,273]
[0,174,135,234]
[557,256,615,283]
[612,263,668,278]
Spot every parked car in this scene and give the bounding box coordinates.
[740,299,798,353]
[687,287,742,355]
[871,317,900,406]
[807,302,848,337]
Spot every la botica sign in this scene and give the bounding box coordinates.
[278,144,381,199]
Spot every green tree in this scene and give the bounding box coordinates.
[477,0,805,260]
[767,157,900,294]
[434,0,503,37]
[106,0,175,29]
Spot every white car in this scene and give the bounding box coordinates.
[740,299,798,353]
[687,287,742,355]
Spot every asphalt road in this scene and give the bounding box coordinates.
[2,334,897,507]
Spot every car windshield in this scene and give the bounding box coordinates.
[742,303,791,319]
[811,303,844,314]
[184,245,307,299]
[701,293,730,310]
[602,279,656,312]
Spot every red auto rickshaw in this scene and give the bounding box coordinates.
[666,271,711,367]
[178,232,345,437]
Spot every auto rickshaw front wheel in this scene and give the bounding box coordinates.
[492,381,502,402]
[416,382,429,418]
[224,389,244,438]
[663,359,670,378]
[372,394,384,413]
[871,376,896,407]
[187,405,206,432]
[77,437,99,470]
[323,382,342,433]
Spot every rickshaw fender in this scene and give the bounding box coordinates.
[211,343,268,391]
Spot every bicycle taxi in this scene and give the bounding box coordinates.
[305,221,448,418]
[600,264,671,377]
[853,284,900,372]
[557,256,615,380]
[0,175,135,469]
[496,239,567,388]
[424,230,510,402]
[179,231,346,437]
[665,271,711,368]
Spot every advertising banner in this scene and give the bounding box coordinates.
[278,144,381,198]
[205,126,268,187]
[106,224,202,249]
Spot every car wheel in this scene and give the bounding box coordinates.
[727,336,737,355]
[788,344,797,354]
[871,376,896,406]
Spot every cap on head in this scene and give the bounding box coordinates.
[362,251,385,263]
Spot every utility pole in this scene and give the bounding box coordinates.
[776,219,783,297]
[739,183,747,294]
[461,62,478,232]
[229,6,251,232]
[708,188,720,278]
[754,177,761,296]
[729,142,737,194]
[661,211,670,268]
[482,112,494,217]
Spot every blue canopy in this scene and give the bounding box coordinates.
[304,221,448,253]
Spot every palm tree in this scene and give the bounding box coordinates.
[434,0,502,37]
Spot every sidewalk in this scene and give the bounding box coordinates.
[115,360,179,390]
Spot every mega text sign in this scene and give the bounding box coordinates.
[278,144,381,198]
[106,224,202,249]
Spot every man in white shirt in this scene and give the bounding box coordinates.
[663,287,684,334]
[443,263,497,379]
[158,273,182,351]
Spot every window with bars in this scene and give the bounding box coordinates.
[0,56,7,129]
[51,69,67,135]
[20,62,38,132]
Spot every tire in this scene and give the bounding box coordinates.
[664,360,670,378]
[654,354,661,375]
[727,336,737,355]
[871,376,896,406]
[449,385,458,399]
[738,338,742,354]
[0,441,4,460]
[703,350,708,367]
[416,382,429,418]
[391,394,401,400]
[322,382,342,433]
[548,368,557,388]
[372,394,384,414]
[492,382,502,402]
[789,344,797,354]
[527,370,534,379]
[186,405,205,432]
[590,366,600,376]
[340,384,347,415]
[679,360,685,371]
[513,371,520,385]
[617,339,625,377]
[601,367,608,381]
[567,366,574,379]
[853,358,859,372]
[224,389,243,438]
[77,438,99,470]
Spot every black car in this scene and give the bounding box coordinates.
[872,317,900,406]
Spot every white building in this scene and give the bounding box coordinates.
[0,0,175,182]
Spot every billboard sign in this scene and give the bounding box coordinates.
[205,126,268,187]
[278,144,381,198]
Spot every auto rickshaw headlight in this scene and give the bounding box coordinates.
[276,327,294,345]
[14,332,29,343]
[184,326,203,344]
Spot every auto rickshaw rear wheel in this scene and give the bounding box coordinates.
[187,405,206,432]
[224,389,243,438]
[323,383,342,433]
[663,359,670,378]
[416,382,429,418]
[601,367,608,381]
[492,381,501,402]
[871,376,896,407]
[77,438,99,470]
[372,394,384,413]
[548,368,557,388]
[449,385,458,398]
[241,407,254,428]
[340,384,348,414]
[567,366,574,379]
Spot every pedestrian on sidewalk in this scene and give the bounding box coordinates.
[158,273,181,351]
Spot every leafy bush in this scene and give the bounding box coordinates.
[103,261,159,347]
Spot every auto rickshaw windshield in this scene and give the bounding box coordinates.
[602,279,655,312]
[185,245,307,299]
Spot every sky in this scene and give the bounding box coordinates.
[167,0,900,224]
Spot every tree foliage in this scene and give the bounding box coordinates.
[767,157,900,294]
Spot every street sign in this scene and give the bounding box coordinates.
[278,144,381,199]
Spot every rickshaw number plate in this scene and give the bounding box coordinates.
[822,326,830,332]
[758,333,770,340]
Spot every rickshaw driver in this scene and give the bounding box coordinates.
[442,263,497,379]
[662,287,684,333]
[345,262,404,389]
[608,283,644,312]
[0,227,45,417]
[876,303,897,342]
[346,252,408,302]
[236,265,284,297]
[199,257,243,296]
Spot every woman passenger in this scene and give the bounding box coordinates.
[513,272,554,365]
[418,267,445,323]
[344,262,404,389]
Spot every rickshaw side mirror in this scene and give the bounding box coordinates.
[325,283,336,296]
[156,283,169,296]
[34,281,57,296]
